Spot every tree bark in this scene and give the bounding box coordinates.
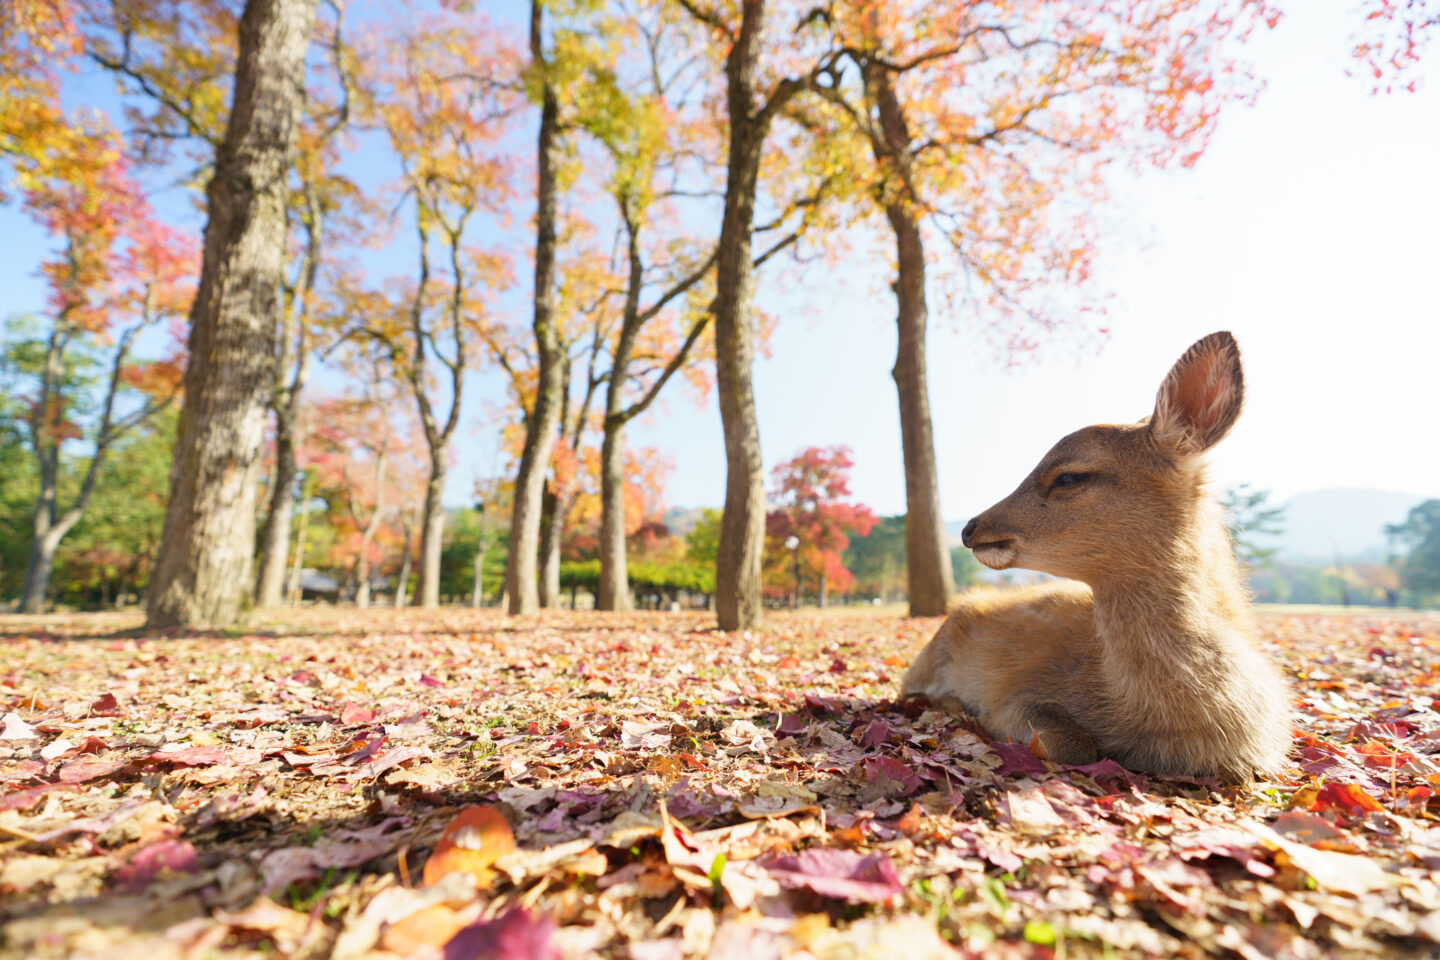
[867,64,954,618]
[712,1,771,632]
[414,456,446,608]
[597,415,631,611]
[470,505,488,609]
[254,186,319,608]
[505,0,565,616]
[537,482,561,608]
[394,503,420,609]
[146,0,319,629]
[253,421,297,607]
[285,469,313,605]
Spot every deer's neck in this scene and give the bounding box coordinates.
[1088,508,1253,686]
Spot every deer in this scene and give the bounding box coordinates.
[902,331,1291,783]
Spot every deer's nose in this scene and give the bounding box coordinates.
[961,517,979,548]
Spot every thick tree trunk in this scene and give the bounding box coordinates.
[866,64,953,617]
[713,2,769,632]
[505,0,565,616]
[19,528,62,615]
[146,0,318,629]
[415,457,446,608]
[253,422,297,607]
[597,417,631,611]
[537,483,561,609]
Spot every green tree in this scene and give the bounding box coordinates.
[1387,500,1440,602]
[950,545,980,591]
[1222,483,1286,567]
[685,509,721,567]
[844,515,906,601]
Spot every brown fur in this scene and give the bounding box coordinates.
[903,332,1290,782]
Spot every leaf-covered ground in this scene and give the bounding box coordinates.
[3,605,1440,959]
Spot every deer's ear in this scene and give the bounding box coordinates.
[1149,331,1244,457]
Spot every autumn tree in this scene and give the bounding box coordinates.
[505,0,569,615]
[802,0,1278,616]
[142,0,320,628]
[352,12,517,609]
[1353,0,1438,92]
[305,376,423,608]
[3,123,192,613]
[766,446,876,607]
[675,0,845,629]
[253,3,358,607]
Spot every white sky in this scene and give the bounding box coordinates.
[2,0,1436,522]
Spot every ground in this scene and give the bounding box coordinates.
[2,605,1439,960]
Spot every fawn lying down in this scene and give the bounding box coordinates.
[903,331,1290,782]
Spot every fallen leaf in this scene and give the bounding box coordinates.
[423,805,516,888]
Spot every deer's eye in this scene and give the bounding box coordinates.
[1051,472,1091,490]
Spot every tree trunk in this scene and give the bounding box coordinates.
[470,505,488,609]
[537,483,561,609]
[146,0,319,629]
[414,455,447,608]
[818,571,828,608]
[866,63,953,618]
[19,528,62,615]
[355,555,372,609]
[394,504,419,609]
[713,2,769,632]
[505,0,565,616]
[253,421,297,607]
[597,416,631,611]
[286,470,313,605]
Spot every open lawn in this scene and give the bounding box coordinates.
[3,606,1440,959]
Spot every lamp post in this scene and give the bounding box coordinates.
[784,535,800,609]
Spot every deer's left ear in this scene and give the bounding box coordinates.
[1149,331,1244,458]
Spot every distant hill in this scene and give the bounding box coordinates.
[944,488,1433,565]
[1271,488,1430,564]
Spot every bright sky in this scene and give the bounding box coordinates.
[3,0,1437,523]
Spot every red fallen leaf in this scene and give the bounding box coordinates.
[0,782,78,812]
[423,805,516,888]
[340,702,378,725]
[803,693,837,714]
[761,848,904,905]
[148,745,233,767]
[442,908,561,960]
[1312,782,1386,817]
[1354,740,1416,769]
[828,659,848,674]
[113,839,199,892]
[57,755,131,783]
[526,722,542,735]
[775,712,807,736]
[776,656,800,669]
[857,718,894,747]
[419,673,444,688]
[76,736,109,754]
[90,693,121,716]
[1403,786,1434,810]
[989,740,1049,778]
[896,802,926,837]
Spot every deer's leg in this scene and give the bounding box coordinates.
[1016,700,1098,766]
